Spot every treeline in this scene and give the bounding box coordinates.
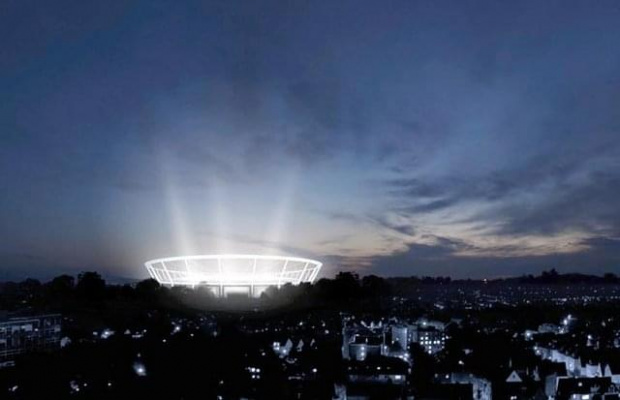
[0,272,172,312]
[0,271,392,313]
[1,269,619,313]
[515,269,620,284]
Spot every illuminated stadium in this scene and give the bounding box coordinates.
[144,254,322,298]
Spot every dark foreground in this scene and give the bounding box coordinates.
[2,271,620,399]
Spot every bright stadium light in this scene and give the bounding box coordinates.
[144,254,322,298]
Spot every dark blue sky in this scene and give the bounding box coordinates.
[2,0,620,280]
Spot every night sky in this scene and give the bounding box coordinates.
[2,0,620,280]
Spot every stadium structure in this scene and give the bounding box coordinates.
[144,254,322,298]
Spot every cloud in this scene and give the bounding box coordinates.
[360,233,620,278]
[2,0,620,278]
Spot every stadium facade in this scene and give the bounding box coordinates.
[144,254,322,298]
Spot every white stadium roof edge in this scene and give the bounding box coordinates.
[144,254,322,298]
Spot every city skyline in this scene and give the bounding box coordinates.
[2,0,620,280]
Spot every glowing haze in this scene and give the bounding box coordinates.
[1,1,620,280]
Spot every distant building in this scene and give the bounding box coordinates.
[343,322,387,361]
[417,326,446,354]
[390,325,408,349]
[344,357,411,399]
[272,338,294,358]
[535,346,610,379]
[555,377,618,400]
[415,318,446,331]
[538,323,561,334]
[347,359,408,385]
[348,335,386,361]
[406,318,447,354]
[0,314,62,365]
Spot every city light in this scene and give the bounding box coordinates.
[133,362,147,377]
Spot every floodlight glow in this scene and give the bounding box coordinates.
[144,254,322,298]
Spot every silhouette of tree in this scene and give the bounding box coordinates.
[541,268,559,283]
[47,274,75,296]
[76,271,106,302]
[333,271,360,302]
[135,278,160,300]
[19,278,42,299]
[361,275,391,297]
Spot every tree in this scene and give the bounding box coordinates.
[333,272,360,301]
[135,278,160,299]
[18,278,42,300]
[76,271,106,302]
[541,268,559,283]
[361,275,391,297]
[48,275,75,296]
